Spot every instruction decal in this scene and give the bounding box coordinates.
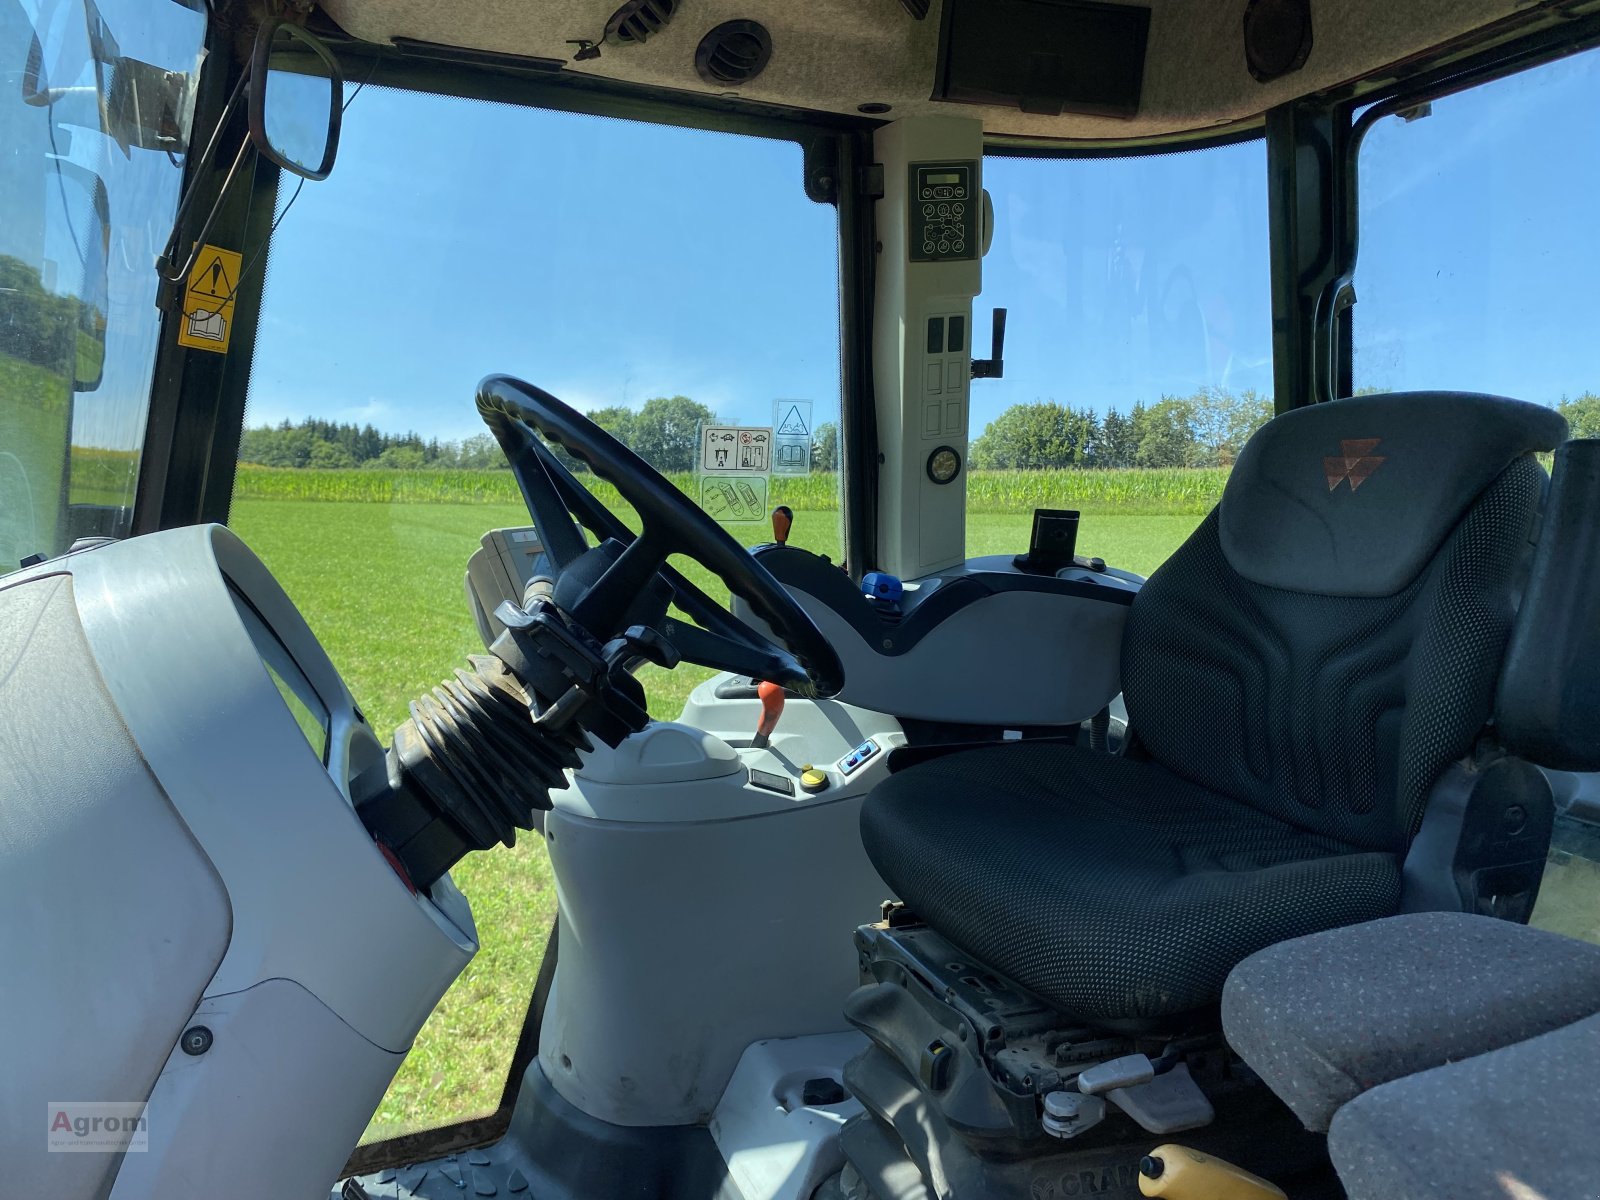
[700,425,772,474]
[700,475,769,523]
[177,244,241,354]
[773,399,813,476]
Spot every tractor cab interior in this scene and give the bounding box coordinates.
[5,2,1600,1199]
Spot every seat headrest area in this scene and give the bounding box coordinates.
[1218,391,1569,597]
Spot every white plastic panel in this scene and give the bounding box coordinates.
[734,583,1129,726]
[873,117,986,579]
[712,1032,868,1200]
[61,526,477,1052]
[108,979,403,1200]
[539,788,888,1126]
[0,574,231,1200]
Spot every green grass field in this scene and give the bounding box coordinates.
[0,353,71,570]
[227,484,1205,1143]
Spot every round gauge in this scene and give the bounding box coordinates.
[927,446,961,484]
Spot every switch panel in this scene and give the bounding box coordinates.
[909,162,979,263]
[838,739,882,775]
[923,310,968,442]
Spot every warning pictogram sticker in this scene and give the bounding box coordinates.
[775,401,811,437]
[177,244,242,354]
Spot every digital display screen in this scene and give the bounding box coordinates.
[926,172,962,184]
[230,585,330,764]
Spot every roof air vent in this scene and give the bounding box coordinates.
[694,20,772,87]
[1243,0,1313,83]
[604,0,677,46]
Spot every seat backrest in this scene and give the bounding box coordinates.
[1121,392,1567,853]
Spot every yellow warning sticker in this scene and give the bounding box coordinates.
[176,244,242,354]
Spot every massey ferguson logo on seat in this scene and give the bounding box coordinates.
[1325,438,1386,491]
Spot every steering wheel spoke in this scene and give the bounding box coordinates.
[659,618,811,693]
[486,416,589,570]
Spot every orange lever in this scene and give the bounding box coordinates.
[752,680,785,749]
[771,506,793,545]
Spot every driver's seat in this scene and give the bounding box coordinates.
[860,391,1569,1022]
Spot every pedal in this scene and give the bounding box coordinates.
[1106,1063,1214,1135]
[1076,1052,1154,1095]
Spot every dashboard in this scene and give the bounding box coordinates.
[732,544,1141,727]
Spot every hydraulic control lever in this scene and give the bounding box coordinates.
[751,680,785,749]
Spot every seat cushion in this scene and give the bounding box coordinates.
[860,742,1401,1019]
[1222,912,1600,1130]
[1328,1011,1600,1200]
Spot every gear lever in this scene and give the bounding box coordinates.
[752,680,785,749]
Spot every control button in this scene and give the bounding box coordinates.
[953,239,966,254]
[921,240,936,255]
[926,362,943,394]
[947,314,965,353]
[955,187,967,198]
[840,738,882,775]
[937,202,951,217]
[922,187,933,198]
[953,202,965,216]
[937,240,950,254]
[799,766,829,794]
[922,203,935,217]
[749,768,795,796]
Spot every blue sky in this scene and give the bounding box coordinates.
[247,45,1600,446]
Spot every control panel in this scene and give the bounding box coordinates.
[909,162,979,262]
[921,312,968,442]
[838,738,882,775]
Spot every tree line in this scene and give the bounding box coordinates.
[239,395,842,473]
[971,389,1274,470]
[238,388,1600,474]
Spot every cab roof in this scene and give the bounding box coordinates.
[314,0,1544,145]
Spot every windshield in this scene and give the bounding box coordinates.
[0,0,207,574]
[971,141,1272,574]
[227,83,844,1142]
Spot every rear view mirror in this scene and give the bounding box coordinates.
[248,20,342,181]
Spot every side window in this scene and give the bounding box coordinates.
[973,142,1273,575]
[0,0,206,573]
[229,86,842,1142]
[1353,46,1600,425]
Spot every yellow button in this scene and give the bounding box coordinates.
[799,766,829,794]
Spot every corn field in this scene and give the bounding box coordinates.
[231,464,1229,515]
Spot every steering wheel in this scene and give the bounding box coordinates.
[476,374,845,698]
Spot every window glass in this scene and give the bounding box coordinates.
[1353,46,1600,417]
[229,85,842,1141]
[0,0,206,574]
[972,142,1272,575]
